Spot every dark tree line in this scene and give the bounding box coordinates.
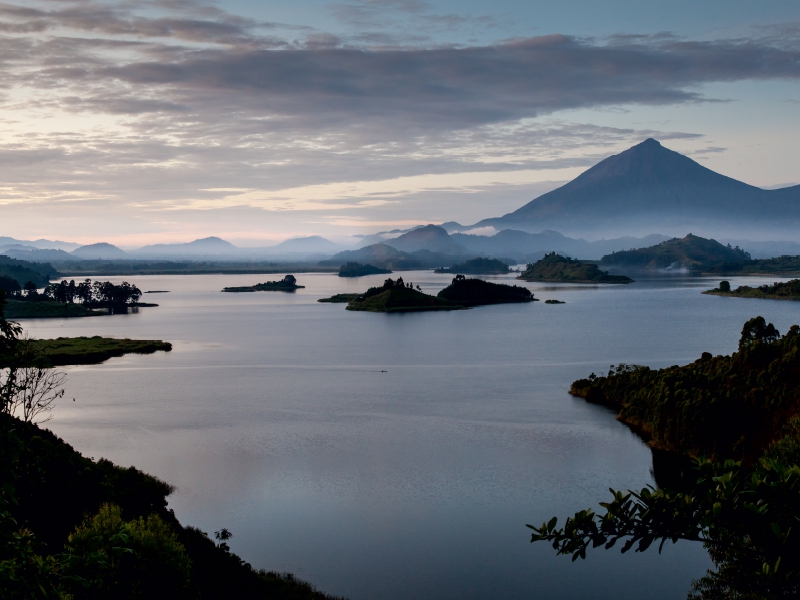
[12,279,142,307]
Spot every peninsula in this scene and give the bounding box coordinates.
[1,336,173,368]
[436,275,536,305]
[518,253,633,283]
[338,262,392,277]
[222,274,304,292]
[703,278,800,301]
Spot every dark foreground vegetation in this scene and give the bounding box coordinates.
[337,262,391,277]
[703,279,800,301]
[222,275,304,292]
[518,253,633,283]
[434,258,510,274]
[0,289,344,599]
[531,317,800,598]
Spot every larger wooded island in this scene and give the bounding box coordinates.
[518,253,633,283]
[319,276,536,312]
[222,275,304,292]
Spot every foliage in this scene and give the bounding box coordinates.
[60,504,191,600]
[569,317,800,460]
[704,279,800,301]
[222,275,304,292]
[528,458,800,598]
[317,294,361,303]
[3,300,107,320]
[346,277,464,312]
[11,279,143,307]
[519,253,633,283]
[0,255,57,288]
[0,276,21,295]
[600,234,751,270]
[436,275,535,305]
[337,262,391,277]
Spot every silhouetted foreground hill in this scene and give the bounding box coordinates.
[474,139,800,237]
[0,413,346,599]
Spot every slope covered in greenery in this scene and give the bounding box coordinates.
[518,253,632,283]
[703,278,800,301]
[0,254,58,287]
[600,234,750,270]
[338,262,391,277]
[569,317,800,461]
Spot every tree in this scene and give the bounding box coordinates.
[739,316,780,349]
[719,280,731,292]
[528,458,800,598]
[60,504,192,600]
[23,281,38,300]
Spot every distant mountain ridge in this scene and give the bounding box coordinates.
[474,139,800,238]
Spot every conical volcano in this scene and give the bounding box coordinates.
[475,139,800,237]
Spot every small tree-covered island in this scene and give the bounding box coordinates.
[518,253,634,283]
[222,274,304,292]
[530,316,800,598]
[0,278,156,319]
[703,278,800,301]
[338,262,392,277]
[319,276,536,312]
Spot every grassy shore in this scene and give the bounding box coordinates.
[4,299,107,319]
[3,336,173,367]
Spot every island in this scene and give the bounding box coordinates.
[317,293,361,303]
[2,278,157,318]
[338,262,392,277]
[436,274,536,305]
[518,253,633,283]
[544,299,565,304]
[1,336,174,368]
[342,277,464,312]
[222,274,304,292]
[434,258,510,274]
[702,278,800,300]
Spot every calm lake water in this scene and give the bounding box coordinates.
[21,271,800,600]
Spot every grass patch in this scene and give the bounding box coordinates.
[6,336,173,367]
[4,300,107,319]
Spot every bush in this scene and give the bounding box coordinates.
[61,504,191,600]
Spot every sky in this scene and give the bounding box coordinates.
[1,0,799,247]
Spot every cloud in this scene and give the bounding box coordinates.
[1,0,799,241]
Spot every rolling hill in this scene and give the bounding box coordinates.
[474,138,800,238]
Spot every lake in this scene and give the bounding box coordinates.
[20,271,800,599]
